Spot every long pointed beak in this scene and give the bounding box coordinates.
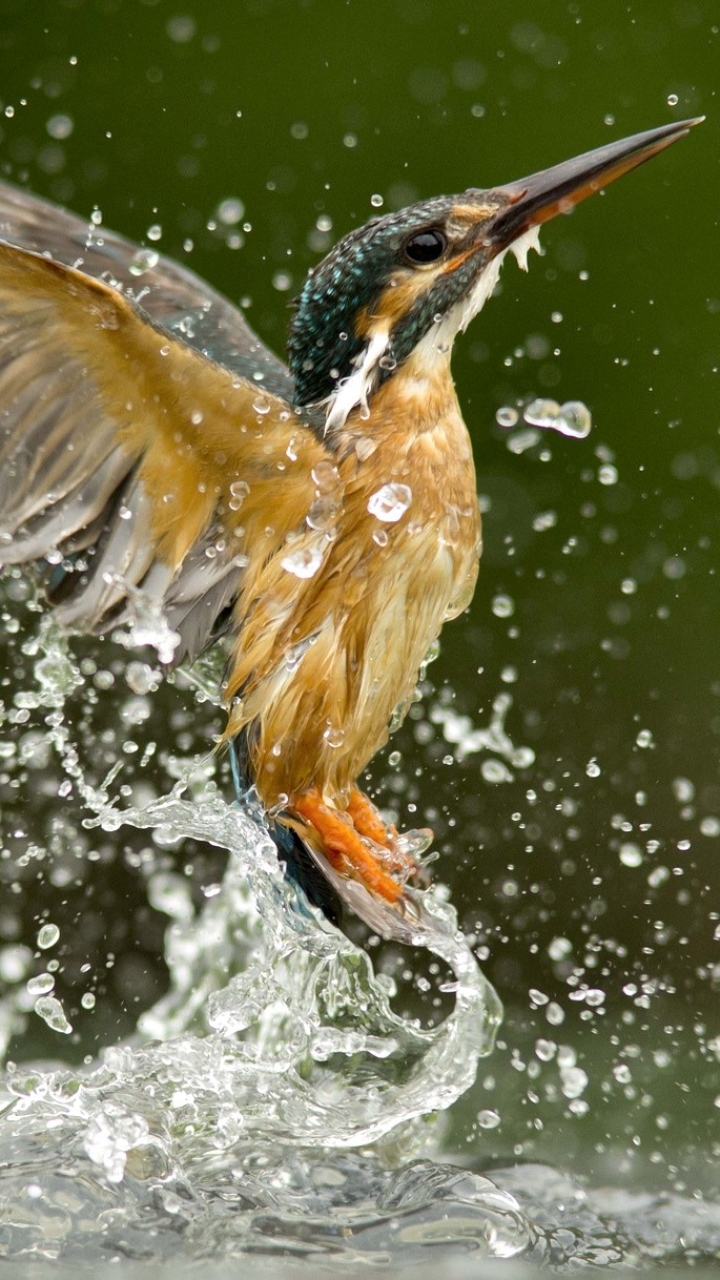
[487,118,703,247]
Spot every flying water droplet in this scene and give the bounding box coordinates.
[523,398,592,439]
[491,594,514,619]
[476,1108,501,1130]
[506,428,541,455]
[129,248,160,276]
[34,995,73,1035]
[481,759,514,784]
[524,398,560,429]
[496,406,519,428]
[556,401,592,438]
[216,197,245,225]
[37,923,60,950]
[367,483,412,523]
[27,971,55,996]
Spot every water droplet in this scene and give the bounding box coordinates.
[311,461,340,492]
[506,428,541,455]
[370,193,384,208]
[556,401,592,438]
[228,479,250,510]
[166,14,196,41]
[216,197,245,225]
[532,510,557,532]
[281,543,325,578]
[598,464,618,486]
[524,397,592,439]
[535,1038,556,1062]
[673,776,694,803]
[548,936,572,961]
[306,496,339,532]
[667,93,679,107]
[81,992,96,1009]
[560,1064,588,1099]
[146,224,162,243]
[125,661,158,696]
[34,995,73,1034]
[619,843,643,868]
[323,725,345,748]
[481,759,514,784]
[129,248,160,276]
[476,1108,501,1129]
[27,971,55,997]
[37,924,60,950]
[491,593,514,618]
[586,758,601,778]
[524,400,558,427]
[46,113,74,140]
[367,483,412,523]
[355,436,377,462]
[496,405,519,428]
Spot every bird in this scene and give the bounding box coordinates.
[0,119,699,942]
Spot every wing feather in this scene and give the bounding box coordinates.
[0,180,295,400]
[0,238,323,663]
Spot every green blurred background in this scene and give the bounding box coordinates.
[1,0,719,1197]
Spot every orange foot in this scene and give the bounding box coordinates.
[291,786,431,904]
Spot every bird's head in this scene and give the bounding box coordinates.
[288,119,699,435]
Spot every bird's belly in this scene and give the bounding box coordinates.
[236,486,479,809]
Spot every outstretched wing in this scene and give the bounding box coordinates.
[0,181,294,401]
[0,238,324,663]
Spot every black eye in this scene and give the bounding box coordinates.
[404,228,447,265]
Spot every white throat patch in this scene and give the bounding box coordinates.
[324,328,389,435]
[423,224,543,359]
[323,224,542,431]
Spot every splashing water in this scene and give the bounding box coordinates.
[0,609,528,1262]
[4,604,720,1266]
[496,397,593,442]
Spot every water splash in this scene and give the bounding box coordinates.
[0,607,512,1259]
[496,397,593,443]
[0,793,508,1260]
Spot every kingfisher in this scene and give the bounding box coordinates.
[0,120,699,941]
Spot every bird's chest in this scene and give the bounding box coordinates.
[336,372,481,614]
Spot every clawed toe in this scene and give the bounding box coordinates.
[289,786,432,904]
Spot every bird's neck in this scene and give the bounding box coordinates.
[335,345,460,457]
